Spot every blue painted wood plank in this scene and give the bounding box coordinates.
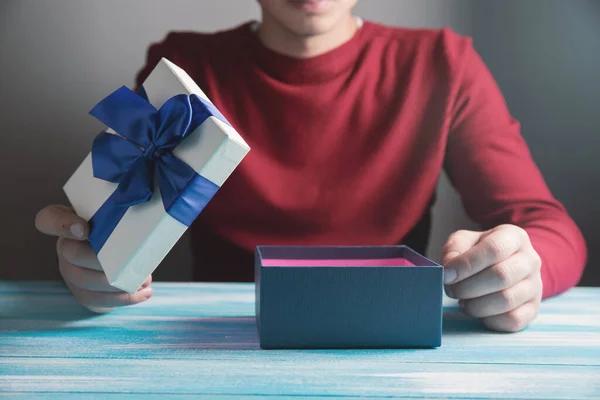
[1,282,599,398]
[0,395,427,400]
[2,316,600,366]
[1,283,599,366]
[1,358,598,398]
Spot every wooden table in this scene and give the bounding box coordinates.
[1,282,599,399]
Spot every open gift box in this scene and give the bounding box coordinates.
[255,245,444,349]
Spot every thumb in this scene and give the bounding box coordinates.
[441,229,484,265]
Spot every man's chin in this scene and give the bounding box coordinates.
[286,16,340,37]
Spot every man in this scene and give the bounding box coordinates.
[35,0,587,332]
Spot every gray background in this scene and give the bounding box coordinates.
[0,0,597,287]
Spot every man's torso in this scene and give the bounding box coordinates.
[135,20,469,281]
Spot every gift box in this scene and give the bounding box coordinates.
[255,245,444,349]
[64,58,250,293]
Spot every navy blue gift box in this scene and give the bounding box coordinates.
[255,245,444,349]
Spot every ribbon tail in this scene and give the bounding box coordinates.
[190,95,232,128]
[166,174,220,226]
[88,192,129,254]
[89,157,154,253]
[156,153,220,226]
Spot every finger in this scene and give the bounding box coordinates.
[441,229,483,265]
[87,306,116,313]
[459,277,537,318]
[140,275,152,289]
[58,238,102,271]
[482,299,540,333]
[448,252,533,299]
[445,226,525,284]
[58,256,121,293]
[69,283,153,310]
[442,230,484,291]
[62,279,114,313]
[35,205,89,240]
[59,246,152,293]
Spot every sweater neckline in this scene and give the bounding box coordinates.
[242,19,376,85]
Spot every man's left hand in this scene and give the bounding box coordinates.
[442,224,543,332]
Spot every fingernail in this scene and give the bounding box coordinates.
[70,222,85,239]
[444,268,457,284]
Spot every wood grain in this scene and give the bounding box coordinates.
[1,281,599,398]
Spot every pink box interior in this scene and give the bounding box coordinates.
[261,258,416,267]
[257,246,438,268]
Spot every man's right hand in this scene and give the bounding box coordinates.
[35,205,152,313]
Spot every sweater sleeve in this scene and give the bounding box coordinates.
[442,35,587,299]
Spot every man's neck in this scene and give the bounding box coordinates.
[255,15,361,59]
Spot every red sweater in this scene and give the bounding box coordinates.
[135,20,587,299]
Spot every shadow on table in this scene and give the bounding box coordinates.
[0,281,103,330]
[159,308,489,352]
[150,317,261,350]
[442,306,488,334]
[155,313,488,353]
[2,284,488,349]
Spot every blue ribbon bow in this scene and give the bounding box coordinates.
[87,86,227,253]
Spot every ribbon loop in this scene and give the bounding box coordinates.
[90,86,157,148]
